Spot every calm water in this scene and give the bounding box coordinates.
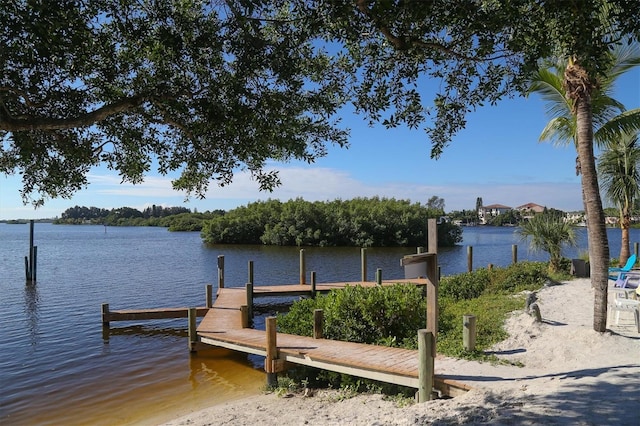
[0,223,633,425]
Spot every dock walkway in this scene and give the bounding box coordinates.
[197,280,471,397]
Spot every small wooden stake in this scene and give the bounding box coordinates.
[463,314,476,351]
[512,244,518,264]
[467,246,473,272]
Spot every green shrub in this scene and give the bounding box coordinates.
[437,293,525,359]
[486,261,549,294]
[439,268,490,301]
[278,284,426,347]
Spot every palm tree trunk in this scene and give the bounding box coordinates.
[569,62,609,332]
[620,206,631,266]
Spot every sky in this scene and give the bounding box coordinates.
[1,69,639,220]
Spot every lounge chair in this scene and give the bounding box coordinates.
[608,286,640,332]
[608,253,637,280]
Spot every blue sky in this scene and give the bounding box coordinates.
[1,69,639,220]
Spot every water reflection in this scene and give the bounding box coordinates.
[23,282,40,348]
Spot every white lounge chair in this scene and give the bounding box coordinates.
[609,285,640,333]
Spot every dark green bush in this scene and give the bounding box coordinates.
[439,268,490,301]
[278,284,426,347]
[486,261,549,294]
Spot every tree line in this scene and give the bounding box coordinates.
[201,197,462,247]
[54,205,224,230]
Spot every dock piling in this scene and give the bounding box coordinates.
[246,282,254,319]
[206,284,213,308]
[299,249,306,284]
[313,309,324,339]
[361,248,367,282]
[418,329,435,402]
[188,307,198,352]
[217,255,225,289]
[265,316,280,387]
[25,220,37,283]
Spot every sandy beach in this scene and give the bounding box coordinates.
[163,278,640,425]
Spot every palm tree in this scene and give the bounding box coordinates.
[528,43,640,331]
[519,215,577,273]
[598,132,640,265]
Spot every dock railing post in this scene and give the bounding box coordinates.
[313,309,324,339]
[361,248,367,282]
[188,307,198,352]
[217,255,225,289]
[512,244,518,264]
[206,284,213,308]
[265,316,279,387]
[467,246,473,272]
[299,249,306,284]
[240,305,249,328]
[418,329,434,402]
[246,282,254,320]
[248,260,254,286]
[311,271,317,298]
[376,268,382,286]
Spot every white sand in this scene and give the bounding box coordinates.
[163,278,640,425]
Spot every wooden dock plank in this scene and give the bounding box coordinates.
[195,278,470,397]
[105,306,209,322]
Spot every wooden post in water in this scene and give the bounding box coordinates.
[311,271,317,298]
[25,220,37,283]
[299,249,306,284]
[463,314,477,351]
[206,284,213,309]
[512,244,518,264]
[188,307,198,352]
[361,248,367,282]
[467,246,473,272]
[376,268,382,285]
[101,303,110,327]
[246,282,254,319]
[265,316,279,387]
[418,329,434,402]
[217,255,225,289]
[635,242,639,258]
[313,309,324,339]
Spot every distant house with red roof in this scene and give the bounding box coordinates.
[516,203,546,214]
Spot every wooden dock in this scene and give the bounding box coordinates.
[196,280,471,398]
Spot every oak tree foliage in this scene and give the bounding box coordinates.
[1,0,350,205]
